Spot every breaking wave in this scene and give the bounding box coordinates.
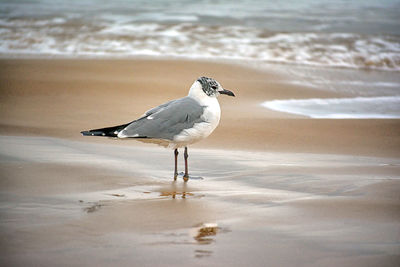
[1,18,399,71]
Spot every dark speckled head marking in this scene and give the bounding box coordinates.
[197,76,219,96]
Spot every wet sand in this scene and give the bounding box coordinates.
[0,59,400,266]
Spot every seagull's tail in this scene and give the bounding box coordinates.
[80,122,132,137]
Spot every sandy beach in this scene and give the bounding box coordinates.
[1,59,399,156]
[1,59,400,266]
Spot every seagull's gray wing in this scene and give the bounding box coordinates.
[141,99,175,118]
[118,97,205,140]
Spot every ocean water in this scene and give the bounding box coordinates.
[1,0,400,70]
[1,0,400,118]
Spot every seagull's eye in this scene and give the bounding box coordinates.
[211,85,217,90]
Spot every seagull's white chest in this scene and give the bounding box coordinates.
[199,97,221,133]
[172,84,221,148]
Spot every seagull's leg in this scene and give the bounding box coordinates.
[183,146,189,182]
[174,148,179,181]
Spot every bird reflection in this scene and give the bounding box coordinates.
[160,181,191,199]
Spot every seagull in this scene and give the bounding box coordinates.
[81,76,235,181]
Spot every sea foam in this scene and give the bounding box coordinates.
[262,96,400,119]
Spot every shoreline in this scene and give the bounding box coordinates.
[2,54,398,76]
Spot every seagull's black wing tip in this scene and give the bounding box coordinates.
[81,130,93,136]
[81,130,106,136]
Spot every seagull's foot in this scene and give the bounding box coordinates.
[177,172,204,181]
[174,172,178,181]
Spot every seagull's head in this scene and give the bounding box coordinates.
[196,76,235,98]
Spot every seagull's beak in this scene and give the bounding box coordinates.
[218,88,235,97]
